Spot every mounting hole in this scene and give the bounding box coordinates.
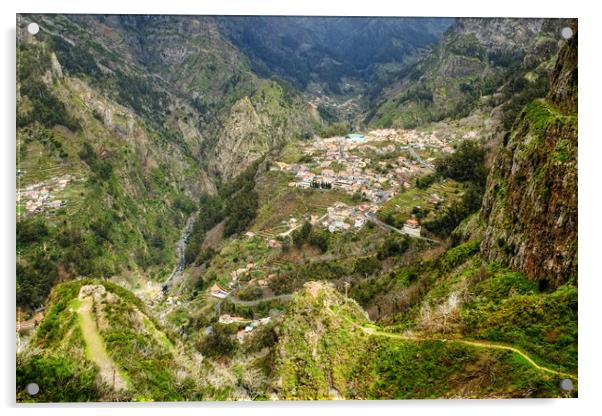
[559,378,574,391]
[560,27,573,40]
[26,382,39,396]
[27,22,40,35]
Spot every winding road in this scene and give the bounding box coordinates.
[228,293,292,306]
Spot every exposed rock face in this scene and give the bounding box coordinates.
[212,82,315,179]
[452,18,544,51]
[480,24,577,286]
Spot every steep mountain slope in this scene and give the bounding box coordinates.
[366,18,567,129]
[273,281,570,399]
[216,16,452,94]
[17,279,207,402]
[16,13,323,310]
[16,33,203,308]
[274,281,370,399]
[480,23,578,286]
[67,15,321,179]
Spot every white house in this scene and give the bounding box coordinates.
[402,218,421,237]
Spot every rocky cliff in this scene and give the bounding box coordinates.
[480,24,577,286]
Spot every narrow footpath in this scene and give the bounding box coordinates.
[78,297,128,391]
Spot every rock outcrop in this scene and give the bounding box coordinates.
[480,23,577,286]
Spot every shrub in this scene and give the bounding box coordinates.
[197,324,238,358]
[435,140,487,187]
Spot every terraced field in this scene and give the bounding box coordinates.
[252,171,355,232]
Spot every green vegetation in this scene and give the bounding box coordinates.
[197,324,238,359]
[420,141,487,236]
[435,140,487,187]
[274,281,570,400]
[253,170,354,232]
[17,43,79,130]
[377,177,464,233]
[322,122,349,138]
[275,282,369,399]
[350,337,562,399]
[23,279,204,402]
[16,15,578,402]
[185,161,261,265]
[17,353,101,402]
[462,282,577,373]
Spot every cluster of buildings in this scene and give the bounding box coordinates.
[271,128,456,207]
[322,202,377,233]
[17,174,75,215]
[370,128,457,153]
[201,128,460,330]
[264,128,461,238]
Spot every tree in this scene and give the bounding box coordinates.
[378,235,410,259]
[197,324,238,358]
[292,221,313,248]
[323,122,348,138]
[354,256,380,277]
[308,230,329,253]
[435,140,487,187]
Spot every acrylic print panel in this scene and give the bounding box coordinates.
[15,14,577,402]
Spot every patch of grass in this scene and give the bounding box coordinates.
[253,171,354,232]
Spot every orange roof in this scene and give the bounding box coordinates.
[210,283,226,292]
[406,218,420,226]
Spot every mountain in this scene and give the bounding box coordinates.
[16,13,324,309]
[480,22,578,287]
[365,18,568,129]
[16,15,578,402]
[17,279,207,402]
[272,24,579,399]
[272,280,571,399]
[216,16,453,94]
[17,35,201,308]
[22,14,320,180]
[15,14,455,309]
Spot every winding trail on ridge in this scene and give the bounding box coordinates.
[78,297,128,391]
[332,306,577,381]
[361,326,576,380]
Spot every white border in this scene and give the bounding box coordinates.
[2,1,600,415]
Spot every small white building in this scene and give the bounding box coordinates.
[210,283,230,299]
[402,218,421,237]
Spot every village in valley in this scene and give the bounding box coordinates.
[269,128,457,236]
[15,124,473,346]
[159,127,474,343]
